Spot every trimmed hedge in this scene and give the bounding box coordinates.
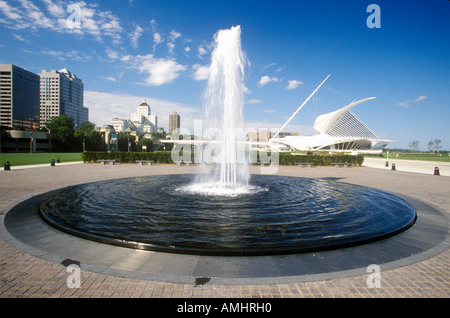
[82,151,364,166]
[82,151,176,164]
[276,153,364,166]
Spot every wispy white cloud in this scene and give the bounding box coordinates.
[105,47,120,60]
[41,49,91,61]
[169,29,181,41]
[191,63,210,81]
[130,24,143,49]
[98,71,124,83]
[285,79,304,90]
[263,62,284,73]
[198,45,208,59]
[149,19,163,52]
[396,100,411,107]
[167,29,181,54]
[120,54,132,62]
[258,75,279,87]
[153,32,162,43]
[0,0,22,20]
[264,62,277,69]
[247,99,264,104]
[12,33,26,41]
[42,0,65,17]
[99,75,118,82]
[132,54,187,86]
[414,95,427,103]
[19,0,54,29]
[396,95,427,107]
[152,32,162,51]
[0,0,123,43]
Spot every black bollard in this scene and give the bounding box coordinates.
[4,161,10,171]
[56,157,60,163]
[391,163,396,171]
[51,159,55,167]
[434,167,440,176]
[385,161,389,167]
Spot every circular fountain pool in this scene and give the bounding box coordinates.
[39,175,416,256]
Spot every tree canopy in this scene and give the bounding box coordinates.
[45,115,76,151]
[45,116,103,151]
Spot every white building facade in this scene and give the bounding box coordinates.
[111,99,158,134]
[39,68,88,128]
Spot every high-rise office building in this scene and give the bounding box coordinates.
[39,68,88,128]
[0,64,40,129]
[169,111,180,134]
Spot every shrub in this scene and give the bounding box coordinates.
[261,152,364,166]
[81,151,165,163]
[82,151,364,166]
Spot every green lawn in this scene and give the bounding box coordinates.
[378,153,450,162]
[0,153,82,167]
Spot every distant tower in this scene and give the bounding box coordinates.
[169,111,180,134]
[137,98,151,116]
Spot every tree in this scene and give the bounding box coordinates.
[74,121,103,151]
[117,133,138,152]
[428,139,443,153]
[433,139,442,152]
[427,140,434,152]
[45,115,76,151]
[408,140,420,151]
[139,138,154,152]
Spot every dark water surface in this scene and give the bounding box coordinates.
[40,175,416,256]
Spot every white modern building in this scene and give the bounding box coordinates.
[111,99,158,134]
[269,97,393,154]
[39,68,88,128]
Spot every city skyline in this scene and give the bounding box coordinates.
[0,0,449,150]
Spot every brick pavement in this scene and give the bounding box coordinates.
[1,239,448,297]
[0,163,449,298]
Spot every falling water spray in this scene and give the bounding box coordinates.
[194,25,250,193]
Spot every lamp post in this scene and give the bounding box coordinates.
[29,131,33,154]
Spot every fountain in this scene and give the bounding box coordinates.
[190,25,250,194]
[39,26,416,256]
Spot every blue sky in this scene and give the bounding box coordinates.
[1,0,449,150]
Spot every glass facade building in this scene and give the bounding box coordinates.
[0,64,40,129]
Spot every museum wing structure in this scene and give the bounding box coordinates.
[269,97,393,154]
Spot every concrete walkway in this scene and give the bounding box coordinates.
[0,163,448,298]
[2,161,84,170]
[363,157,450,177]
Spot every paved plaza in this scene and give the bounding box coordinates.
[0,161,449,298]
[363,157,450,177]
